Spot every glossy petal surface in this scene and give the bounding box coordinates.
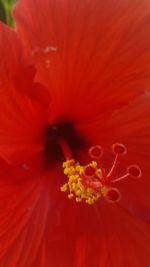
[14,0,150,122]
[0,167,150,267]
[0,0,149,266]
[0,23,48,162]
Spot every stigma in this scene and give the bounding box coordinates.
[60,141,142,205]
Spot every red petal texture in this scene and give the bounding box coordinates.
[0,166,150,267]
[0,0,149,266]
[0,23,48,162]
[14,0,150,122]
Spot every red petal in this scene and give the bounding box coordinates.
[0,23,48,162]
[0,177,49,266]
[0,23,49,102]
[0,165,75,267]
[53,203,150,267]
[0,91,46,163]
[14,0,150,122]
[0,171,149,267]
[67,202,150,266]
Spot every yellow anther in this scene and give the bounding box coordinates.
[64,168,69,175]
[60,159,106,205]
[76,165,84,174]
[80,188,85,194]
[76,197,82,202]
[71,182,78,190]
[86,199,94,205]
[62,162,67,168]
[68,175,76,183]
[75,189,82,196]
[101,186,108,196]
[91,161,98,168]
[75,165,80,171]
[64,166,76,175]
[68,193,74,199]
[63,159,75,169]
[77,181,83,188]
[60,184,68,192]
[96,170,102,178]
[87,188,93,194]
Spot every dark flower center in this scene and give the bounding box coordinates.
[44,122,85,163]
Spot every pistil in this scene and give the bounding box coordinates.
[58,138,73,160]
[59,141,142,205]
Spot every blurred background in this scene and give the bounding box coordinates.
[0,0,16,26]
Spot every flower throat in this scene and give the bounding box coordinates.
[45,123,142,205]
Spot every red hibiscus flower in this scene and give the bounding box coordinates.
[0,0,150,266]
